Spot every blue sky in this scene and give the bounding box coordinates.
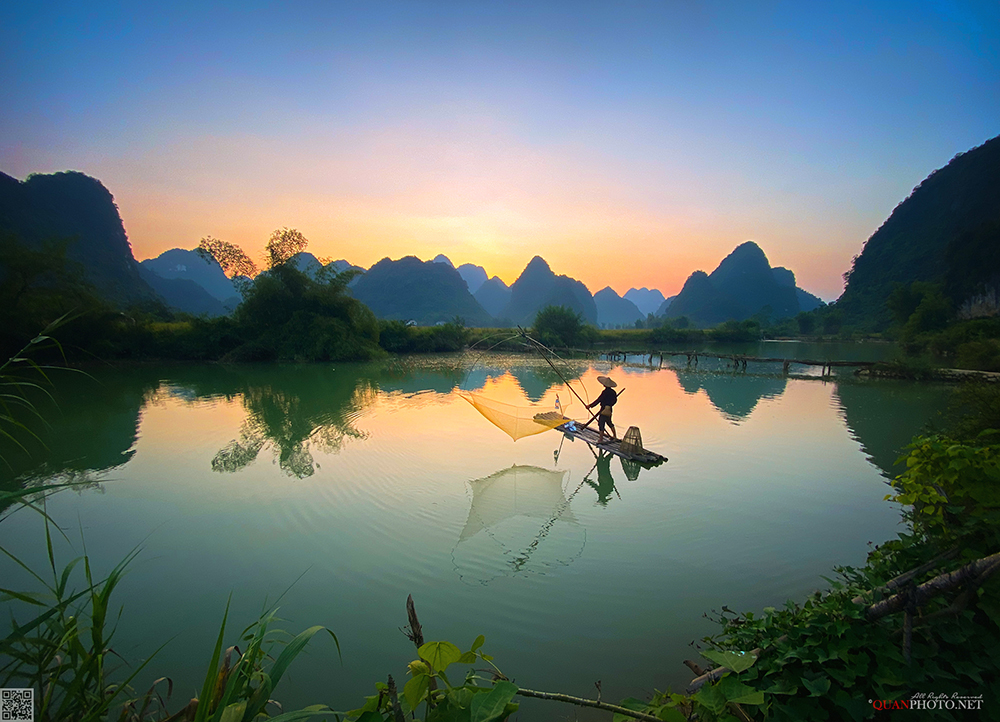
[3,0,997,299]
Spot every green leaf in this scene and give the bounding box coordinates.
[657,708,688,722]
[458,651,477,664]
[469,681,518,722]
[802,676,831,697]
[218,702,247,722]
[694,683,728,715]
[270,625,334,689]
[470,634,485,652]
[420,640,463,673]
[404,674,431,710]
[717,675,764,705]
[701,649,758,673]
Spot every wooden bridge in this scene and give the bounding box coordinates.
[593,350,877,378]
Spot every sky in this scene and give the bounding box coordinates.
[2,1,998,301]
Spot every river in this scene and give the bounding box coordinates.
[0,346,952,717]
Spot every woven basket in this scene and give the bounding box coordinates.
[619,426,643,455]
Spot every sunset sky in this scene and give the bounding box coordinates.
[2,1,997,301]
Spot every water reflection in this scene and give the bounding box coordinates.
[0,368,154,492]
[676,371,787,422]
[584,452,618,505]
[833,381,947,479]
[453,465,587,585]
[209,367,377,478]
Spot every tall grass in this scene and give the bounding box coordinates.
[1,326,340,721]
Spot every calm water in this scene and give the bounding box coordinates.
[0,348,950,717]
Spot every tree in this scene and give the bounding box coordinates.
[533,305,588,348]
[197,236,259,279]
[265,228,309,269]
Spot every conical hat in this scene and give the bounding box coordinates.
[597,376,617,388]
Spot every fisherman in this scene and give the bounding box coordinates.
[586,375,618,443]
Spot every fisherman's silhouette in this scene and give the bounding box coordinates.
[585,451,618,505]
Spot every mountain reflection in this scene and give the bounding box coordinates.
[454,464,586,584]
[0,367,154,493]
[833,381,947,479]
[677,371,787,422]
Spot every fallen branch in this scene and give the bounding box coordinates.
[516,688,664,722]
[688,550,1000,693]
[863,552,1000,622]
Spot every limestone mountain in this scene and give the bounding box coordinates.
[624,287,666,316]
[664,242,799,326]
[772,267,824,312]
[654,295,677,315]
[141,248,240,305]
[837,134,1000,329]
[474,276,512,318]
[0,170,156,305]
[432,254,454,266]
[348,256,493,326]
[136,264,230,317]
[500,256,598,326]
[457,263,488,294]
[594,287,644,328]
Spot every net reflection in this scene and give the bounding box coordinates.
[453,465,587,585]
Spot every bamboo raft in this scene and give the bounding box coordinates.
[555,421,668,465]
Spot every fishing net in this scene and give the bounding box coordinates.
[460,332,589,441]
[461,393,571,441]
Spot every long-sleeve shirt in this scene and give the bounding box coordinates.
[588,388,618,410]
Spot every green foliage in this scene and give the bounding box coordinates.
[947,381,1000,440]
[348,636,518,722]
[378,319,470,354]
[532,305,597,348]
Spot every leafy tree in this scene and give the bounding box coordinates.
[796,311,816,335]
[265,227,309,269]
[533,305,591,348]
[197,235,259,280]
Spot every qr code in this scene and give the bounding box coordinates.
[1,689,33,722]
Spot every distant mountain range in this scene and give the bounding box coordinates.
[2,168,841,330]
[624,288,667,316]
[349,256,494,326]
[594,287,643,328]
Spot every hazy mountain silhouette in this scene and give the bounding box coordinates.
[141,248,240,305]
[0,170,156,305]
[349,256,493,326]
[433,254,454,266]
[457,263,488,294]
[137,264,230,317]
[837,134,1000,329]
[474,276,512,318]
[664,242,800,326]
[624,287,666,316]
[772,266,824,312]
[594,287,644,328]
[654,295,677,315]
[501,256,597,325]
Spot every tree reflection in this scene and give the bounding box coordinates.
[209,367,377,478]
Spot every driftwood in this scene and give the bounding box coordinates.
[515,688,664,722]
[687,550,1000,693]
